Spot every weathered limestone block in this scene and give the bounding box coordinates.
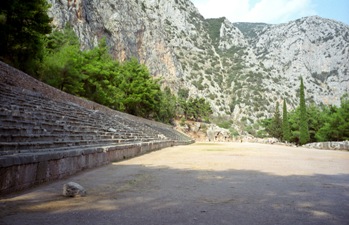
[192,122,201,133]
[108,128,117,132]
[63,182,86,197]
[304,141,349,150]
[207,128,215,142]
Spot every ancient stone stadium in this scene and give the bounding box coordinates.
[0,61,193,195]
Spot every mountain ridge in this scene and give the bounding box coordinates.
[47,0,349,127]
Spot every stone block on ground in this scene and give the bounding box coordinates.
[63,182,86,197]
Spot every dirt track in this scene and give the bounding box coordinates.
[1,142,349,225]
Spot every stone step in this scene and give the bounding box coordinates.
[0,138,128,152]
[0,139,158,159]
[0,137,154,155]
[0,109,145,133]
[0,130,148,142]
[0,109,98,125]
[0,78,193,159]
[0,125,141,140]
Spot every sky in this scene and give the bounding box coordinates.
[190,0,349,25]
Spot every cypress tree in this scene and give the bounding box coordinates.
[282,99,291,142]
[269,101,283,140]
[299,77,310,145]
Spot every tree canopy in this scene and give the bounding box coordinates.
[0,0,52,74]
[282,99,291,142]
[178,96,212,122]
[38,26,213,123]
[315,95,349,141]
[268,101,282,139]
[299,77,310,145]
[260,79,348,144]
[39,30,163,119]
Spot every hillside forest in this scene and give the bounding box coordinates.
[0,0,348,144]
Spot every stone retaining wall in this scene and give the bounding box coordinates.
[304,141,349,151]
[0,61,193,195]
[0,141,175,195]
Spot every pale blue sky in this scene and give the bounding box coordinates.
[191,0,349,25]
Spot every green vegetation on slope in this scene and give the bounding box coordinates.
[205,17,225,48]
[0,1,213,124]
[0,0,52,74]
[260,78,349,144]
[233,22,269,41]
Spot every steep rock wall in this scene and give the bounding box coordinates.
[47,0,349,124]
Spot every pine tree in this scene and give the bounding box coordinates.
[282,99,291,142]
[269,102,283,140]
[118,58,162,118]
[299,77,310,145]
[316,94,349,141]
[40,27,85,95]
[0,0,52,74]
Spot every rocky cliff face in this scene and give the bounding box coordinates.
[47,0,349,126]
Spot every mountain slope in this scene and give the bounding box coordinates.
[47,0,349,127]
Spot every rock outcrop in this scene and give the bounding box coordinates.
[47,0,349,126]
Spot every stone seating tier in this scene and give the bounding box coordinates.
[0,84,188,149]
[0,61,193,194]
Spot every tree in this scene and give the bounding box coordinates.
[0,0,52,74]
[316,95,349,141]
[333,95,349,140]
[307,104,327,143]
[156,87,177,124]
[268,101,283,139]
[299,77,310,145]
[117,58,162,118]
[80,38,123,107]
[282,99,291,142]
[38,25,182,122]
[39,27,86,95]
[179,97,212,121]
[288,107,301,144]
[178,88,189,100]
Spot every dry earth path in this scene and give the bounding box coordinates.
[1,142,349,225]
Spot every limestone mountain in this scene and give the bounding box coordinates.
[47,0,349,127]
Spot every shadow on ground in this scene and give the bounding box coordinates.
[1,163,348,225]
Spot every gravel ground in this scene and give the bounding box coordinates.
[1,142,349,225]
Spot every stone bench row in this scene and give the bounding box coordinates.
[0,86,120,124]
[0,87,177,139]
[0,126,157,151]
[0,135,159,153]
[0,100,157,135]
[0,131,146,142]
[0,117,141,135]
[0,80,192,157]
[0,61,194,194]
[0,127,163,153]
[0,100,162,141]
[0,107,189,153]
[0,103,112,129]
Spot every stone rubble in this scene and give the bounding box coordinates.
[63,182,87,197]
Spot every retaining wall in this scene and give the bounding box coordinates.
[0,141,174,195]
[304,141,349,151]
[0,61,193,195]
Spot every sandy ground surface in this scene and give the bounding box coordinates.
[1,142,349,225]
